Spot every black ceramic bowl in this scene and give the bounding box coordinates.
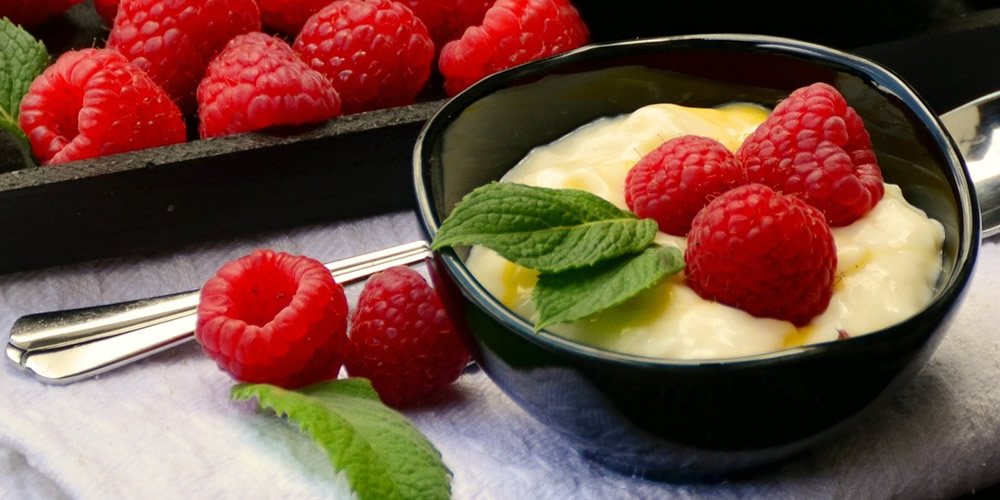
[413,34,979,481]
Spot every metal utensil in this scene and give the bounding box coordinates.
[5,240,432,384]
[941,91,1000,237]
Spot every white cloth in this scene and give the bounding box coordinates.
[1,210,998,499]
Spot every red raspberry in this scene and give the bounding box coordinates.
[106,0,261,112]
[400,0,492,49]
[0,0,83,27]
[18,48,185,165]
[196,32,341,139]
[736,82,884,227]
[293,0,435,114]
[625,135,745,236]
[346,266,471,408]
[685,184,837,326]
[438,0,589,96]
[257,0,331,35]
[94,0,119,25]
[196,250,350,389]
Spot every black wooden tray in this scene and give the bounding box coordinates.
[0,0,993,273]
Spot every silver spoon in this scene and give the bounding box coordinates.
[940,90,1000,238]
[6,93,1000,385]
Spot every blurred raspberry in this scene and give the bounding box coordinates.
[346,266,470,408]
[401,0,492,49]
[197,32,341,139]
[94,0,119,25]
[196,249,350,388]
[736,82,884,226]
[293,0,435,114]
[106,0,261,112]
[0,0,83,27]
[625,135,745,236]
[257,0,331,35]
[18,48,185,165]
[685,184,837,326]
[438,0,588,95]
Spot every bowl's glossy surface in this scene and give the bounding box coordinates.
[413,34,979,481]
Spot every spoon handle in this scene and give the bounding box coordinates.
[6,241,431,384]
[9,291,200,354]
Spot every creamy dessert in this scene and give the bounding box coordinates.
[464,102,945,360]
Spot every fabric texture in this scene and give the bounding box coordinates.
[1,210,998,499]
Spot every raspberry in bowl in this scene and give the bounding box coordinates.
[413,35,978,480]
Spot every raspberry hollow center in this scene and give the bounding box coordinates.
[52,86,83,144]
[234,263,297,326]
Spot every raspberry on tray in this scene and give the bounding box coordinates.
[438,0,589,95]
[107,0,261,112]
[197,32,342,139]
[293,0,435,114]
[18,48,186,165]
[195,250,350,389]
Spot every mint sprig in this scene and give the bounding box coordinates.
[431,182,658,273]
[0,17,48,168]
[432,182,684,328]
[534,245,683,330]
[232,379,451,500]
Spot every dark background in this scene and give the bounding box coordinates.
[570,0,1000,115]
[574,0,993,49]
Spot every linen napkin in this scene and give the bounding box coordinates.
[1,210,999,499]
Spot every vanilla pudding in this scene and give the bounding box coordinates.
[464,103,946,360]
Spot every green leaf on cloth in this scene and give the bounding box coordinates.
[231,378,451,500]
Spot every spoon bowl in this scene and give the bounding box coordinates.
[942,90,1000,237]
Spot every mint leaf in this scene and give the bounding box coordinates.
[432,182,687,329]
[0,18,48,124]
[432,182,658,272]
[0,18,48,169]
[533,246,684,330]
[231,379,451,500]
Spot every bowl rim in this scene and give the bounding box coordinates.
[413,33,980,368]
